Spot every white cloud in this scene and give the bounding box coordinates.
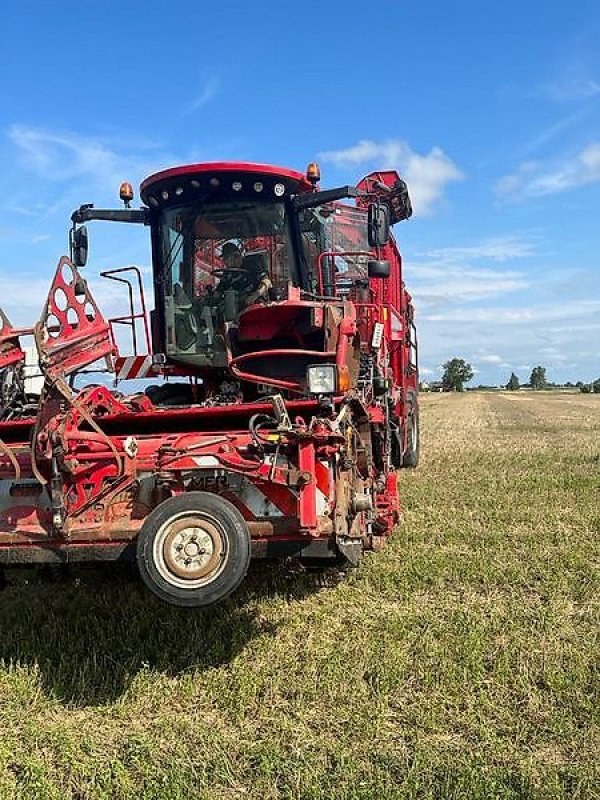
[413,265,527,305]
[0,275,52,316]
[320,139,408,166]
[318,139,463,215]
[542,76,600,103]
[422,235,537,262]
[7,125,177,196]
[495,142,600,198]
[9,205,42,217]
[408,234,534,308]
[182,77,220,117]
[9,125,123,182]
[422,298,600,324]
[520,110,589,156]
[479,354,503,364]
[534,57,600,104]
[0,263,151,333]
[406,228,599,382]
[416,298,600,384]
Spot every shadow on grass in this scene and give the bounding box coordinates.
[0,561,322,708]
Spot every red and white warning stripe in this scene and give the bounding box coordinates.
[193,449,333,524]
[314,458,333,516]
[223,479,299,520]
[235,459,332,521]
[115,355,155,380]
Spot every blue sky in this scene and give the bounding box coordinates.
[1,0,599,385]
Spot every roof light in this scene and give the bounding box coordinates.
[190,180,201,189]
[209,177,220,188]
[175,186,184,196]
[274,183,285,197]
[253,181,264,193]
[119,181,134,208]
[232,181,242,192]
[161,190,169,201]
[148,196,159,207]
[306,162,321,186]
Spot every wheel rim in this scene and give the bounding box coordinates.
[153,511,229,590]
[411,412,419,452]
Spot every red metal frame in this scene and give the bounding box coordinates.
[0,309,25,370]
[35,257,116,380]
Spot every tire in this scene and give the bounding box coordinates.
[136,492,251,607]
[403,392,420,468]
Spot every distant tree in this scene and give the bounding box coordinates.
[529,365,547,390]
[442,358,474,392]
[593,378,600,394]
[506,372,520,391]
[580,384,592,394]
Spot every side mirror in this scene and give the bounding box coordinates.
[368,259,390,279]
[72,225,88,267]
[367,203,390,248]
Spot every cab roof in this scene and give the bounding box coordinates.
[140,162,314,209]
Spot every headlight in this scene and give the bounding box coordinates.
[307,364,337,395]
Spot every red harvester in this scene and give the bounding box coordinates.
[0,161,418,606]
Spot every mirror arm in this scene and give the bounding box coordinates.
[70,205,149,225]
[292,185,362,211]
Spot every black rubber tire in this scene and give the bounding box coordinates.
[136,492,251,607]
[403,392,420,468]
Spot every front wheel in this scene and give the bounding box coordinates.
[136,492,251,607]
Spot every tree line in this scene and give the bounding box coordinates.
[505,367,600,392]
[433,359,600,393]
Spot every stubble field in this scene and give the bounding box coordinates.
[0,392,598,799]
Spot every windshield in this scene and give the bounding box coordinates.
[300,204,371,294]
[160,200,296,300]
[157,200,296,364]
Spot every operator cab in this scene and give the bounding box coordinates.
[141,164,313,371]
[68,161,411,395]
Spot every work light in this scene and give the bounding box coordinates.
[307,364,337,395]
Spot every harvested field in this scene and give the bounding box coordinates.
[0,392,598,799]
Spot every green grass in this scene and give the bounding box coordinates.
[0,392,598,799]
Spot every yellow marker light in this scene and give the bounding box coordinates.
[306,162,321,186]
[337,364,351,393]
[119,181,134,207]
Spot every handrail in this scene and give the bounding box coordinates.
[99,267,151,355]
